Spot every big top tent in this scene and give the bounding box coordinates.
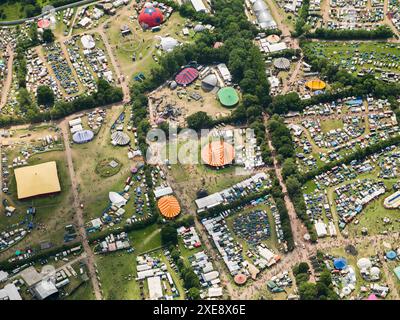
[305,79,326,91]
[138,6,164,29]
[73,130,94,144]
[217,87,239,107]
[201,140,235,167]
[175,67,199,86]
[14,161,61,199]
[158,195,181,218]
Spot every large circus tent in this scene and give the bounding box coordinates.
[111,131,130,146]
[217,87,239,107]
[138,6,164,29]
[273,57,290,70]
[201,140,235,168]
[73,130,94,144]
[305,79,326,91]
[158,195,181,219]
[175,67,199,86]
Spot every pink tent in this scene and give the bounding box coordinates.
[367,294,378,300]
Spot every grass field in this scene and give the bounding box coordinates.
[105,11,192,81]
[71,105,134,222]
[0,148,75,260]
[320,119,344,133]
[303,41,400,74]
[65,281,95,300]
[95,223,187,300]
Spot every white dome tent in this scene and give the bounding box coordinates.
[201,74,218,92]
[357,258,372,270]
[109,192,127,208]
[159,36,179,53]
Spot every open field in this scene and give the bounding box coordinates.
[303,41,400,74]
[105,11,192,81]
[0,148,75,259]
[70,105,134,222]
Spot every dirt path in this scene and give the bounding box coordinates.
[283,58,302,94]
[0,44,14,110]
[60,119,102,300]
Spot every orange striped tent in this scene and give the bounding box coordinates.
[201,140,235,167]
[158,195,181,219]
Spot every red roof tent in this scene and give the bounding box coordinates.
[175,67,199,86]
[138,6,164,28]
[38,19,51,29]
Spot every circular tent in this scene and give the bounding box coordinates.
[138,6,164,29]
[273,57,290,70]
[38,18,51,29]
[175,67,199,86]
[305,79,326,91]
[201,74,218,92]
[333,257,348,270]
[194,24,206,32]
[386,250,397,260]
[370,267,380,278]
[213,42,223,49]
[357,258,372,270]
[72,130,94,144]
[111,131,131,146]
[158,195,181,219]
[201,140,235,167]
[234,274,247,285]
[81,34,96,49]
[266,34,280,43]
[218,87,239,107]
[160,37,179,52]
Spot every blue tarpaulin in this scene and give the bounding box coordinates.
[333,257,348,270]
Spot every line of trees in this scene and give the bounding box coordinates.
[269,173,295,251]
[307,25,393,40]
[267,115,317,241]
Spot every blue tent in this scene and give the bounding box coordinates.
[386,251,397,260]
[333,257,348,270]
[73,130,94,144]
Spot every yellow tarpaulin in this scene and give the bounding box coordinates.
[14,161,61,199]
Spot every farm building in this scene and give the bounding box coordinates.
[14,161,61,199]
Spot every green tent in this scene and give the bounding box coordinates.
[217,87,239,107]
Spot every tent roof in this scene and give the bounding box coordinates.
[201,140,235,167]
[14,161,61,199]
[218,87,239,107]
[175,67,199,86]
[158,196,181,218]
[305,79,326,90]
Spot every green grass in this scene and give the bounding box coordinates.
[0,150,75,258]
[303,41,400,74]
[320,119,344,133]
[95,223,185,300]
[65,281,95,300]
